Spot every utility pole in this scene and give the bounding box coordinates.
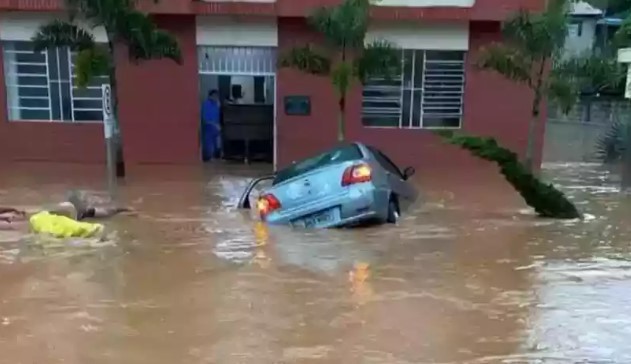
[101,84,117,199]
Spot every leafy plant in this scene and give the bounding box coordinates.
[437,131,581,219]
[31,0,182,176]
[278,0,400,141]
[615,17,631,46]
[596,119,629,163]
[477,0,623,171]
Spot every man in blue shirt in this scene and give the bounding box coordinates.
[200,90,221,161]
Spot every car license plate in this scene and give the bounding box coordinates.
[302,209,335,228]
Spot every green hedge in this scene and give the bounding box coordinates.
[437,131,581,219]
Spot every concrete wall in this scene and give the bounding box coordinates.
[544,98,630,163]
[543,120,606,163]
[195,16,278,47]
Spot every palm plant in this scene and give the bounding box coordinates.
[31,0,182,177]
[477,0,623,172]
[613,2,631,47]
[596,119,627,163]
[279,0,400,142]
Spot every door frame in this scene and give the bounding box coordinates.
[197,72,277,169]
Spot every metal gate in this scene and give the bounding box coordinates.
[197,46,277,76]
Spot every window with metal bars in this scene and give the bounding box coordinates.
[2,41,109,122]
[361,49,466,129]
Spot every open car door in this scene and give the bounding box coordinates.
[237,175,276,209]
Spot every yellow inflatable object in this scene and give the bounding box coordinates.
[29,211,104,238]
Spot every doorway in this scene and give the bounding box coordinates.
[198,46,277,165]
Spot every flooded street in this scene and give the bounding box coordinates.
[1,162,631,363]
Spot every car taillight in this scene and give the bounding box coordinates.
[341,163,372,186]
[257,193,281,219]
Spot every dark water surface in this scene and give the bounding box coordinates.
[1,162,630,363]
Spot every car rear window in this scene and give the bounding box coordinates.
[273,144,363,185]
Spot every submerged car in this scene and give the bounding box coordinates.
[238,143,418,228]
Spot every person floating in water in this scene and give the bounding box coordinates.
[200,89,222,161]
[0,190,133,238]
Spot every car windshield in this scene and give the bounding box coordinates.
[273,144,363,185]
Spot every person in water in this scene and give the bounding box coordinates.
[0,191,133,237]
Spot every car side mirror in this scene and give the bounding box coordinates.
[402,167,415,180]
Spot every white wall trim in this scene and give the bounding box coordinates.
[0,12,107,42]
[196,16,278,47]
[366,22,470,50]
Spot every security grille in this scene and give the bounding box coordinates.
[197,46,277,76]
[362,49,466,129]
[2,40,108,122]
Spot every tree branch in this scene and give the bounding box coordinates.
[548,53,625,113]
[117,10,181,63]
[477,43,533,85]
[279,45,331,76]
[308,0,370,49]
[75,46,111,87]
[31,20,96,52]
[353,40,400,84]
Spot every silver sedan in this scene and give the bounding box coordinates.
[238,143,418,228]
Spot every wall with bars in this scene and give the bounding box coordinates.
[0,13,543,169]
[0,12,106,163]
[361,22,469,130]
[276,19,541,171]
[0,13,200,165]
[2,42,108,123]
[360,49,467,129]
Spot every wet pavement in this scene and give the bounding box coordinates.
[1,161,631,363]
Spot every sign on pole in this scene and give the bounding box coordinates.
[101,84,114,139]
[626,66,631,100]
[617,49,631,99]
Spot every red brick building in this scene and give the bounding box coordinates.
[0,0,546,173]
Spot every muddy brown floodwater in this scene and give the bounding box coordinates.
[1,161,631,363]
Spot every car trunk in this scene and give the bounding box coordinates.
[270,161,355,212]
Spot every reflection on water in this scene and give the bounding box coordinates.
[1,162,631,362]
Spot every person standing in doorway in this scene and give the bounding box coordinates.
[200,89,221,161]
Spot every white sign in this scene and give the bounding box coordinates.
[101,84,115,139]
[617,49,631,99]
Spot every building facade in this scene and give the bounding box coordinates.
[0,0,546,172]
[564,1,602,58]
